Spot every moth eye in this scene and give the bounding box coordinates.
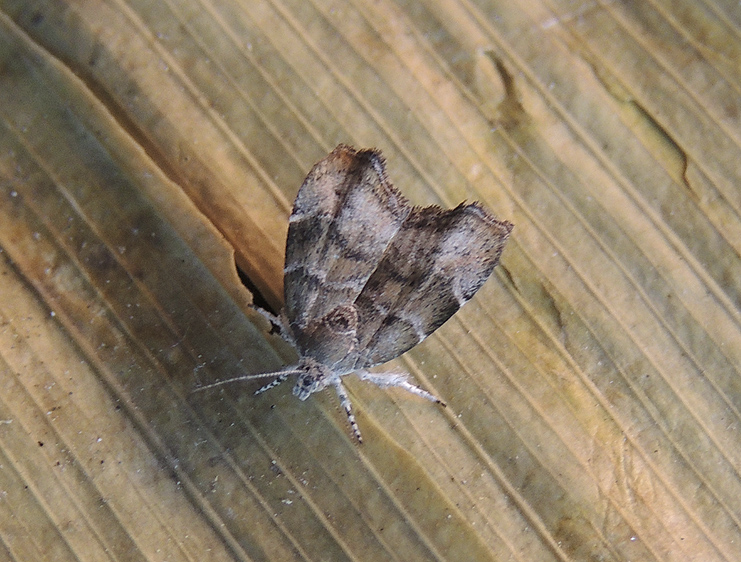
[293,373,322,400]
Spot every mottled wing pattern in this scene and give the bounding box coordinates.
[340,203,513,371]
[283,145,411,357]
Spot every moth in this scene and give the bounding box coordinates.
[198,145,513,442]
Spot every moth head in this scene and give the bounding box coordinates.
[292,357,331,400]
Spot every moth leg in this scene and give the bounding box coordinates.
[251,306,297,348]
[254,374,288,395]
[332,379,363,443]
[357,371,446,406]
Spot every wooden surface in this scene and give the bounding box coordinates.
[0,1,740,560]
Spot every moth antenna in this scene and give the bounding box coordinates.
[192,368,302,393]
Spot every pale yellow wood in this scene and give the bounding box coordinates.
[0,0,739,560]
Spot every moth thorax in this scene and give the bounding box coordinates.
[292,357,332,400]
[296,304,359,365]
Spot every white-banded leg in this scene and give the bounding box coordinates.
[254,373,288,395]
[332,379,363,443]
[357,371,446,406]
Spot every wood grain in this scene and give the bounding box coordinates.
[0,0,739,560]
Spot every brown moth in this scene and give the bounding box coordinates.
[198,145,513,442]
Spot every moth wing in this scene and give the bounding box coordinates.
[283,145,411,354]
[343,203,513,370]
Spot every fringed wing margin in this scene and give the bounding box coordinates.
[343,203,513,371]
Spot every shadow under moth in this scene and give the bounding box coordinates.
[198,145,513,442]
